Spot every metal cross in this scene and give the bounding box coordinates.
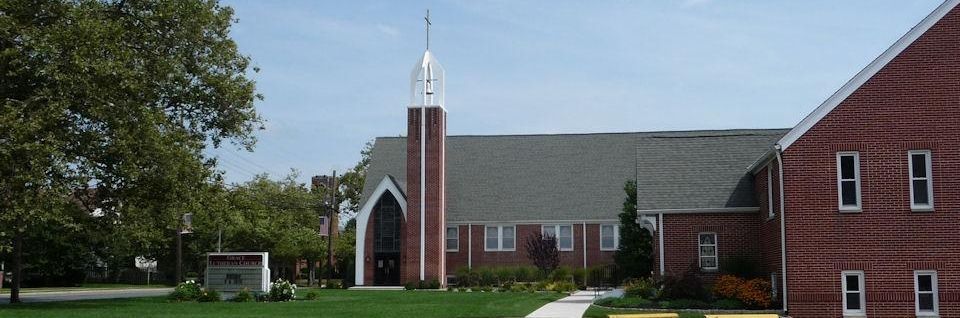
[425,9,431,50]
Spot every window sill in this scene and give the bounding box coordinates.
[839,207,862,213]
[700,268,719,273]
[911,206,935,212]
[842,314,866,318]
[446,250,458,253]
[600,248,617,252]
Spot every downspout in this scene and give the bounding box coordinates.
[775,144,787,313]
[467,224,472,270]
[658,213,665,276]
[582,222,587,269]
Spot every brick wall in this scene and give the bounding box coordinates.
[755,165,783,286]
[653,212,760,283]
[403,106,447,285]
[782,5,960,317]
[445,223,616,273]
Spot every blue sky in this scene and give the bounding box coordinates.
[212,0,943,185]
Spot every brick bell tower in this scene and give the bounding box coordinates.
[403,11,447,286]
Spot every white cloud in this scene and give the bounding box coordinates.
[377,24,400,38]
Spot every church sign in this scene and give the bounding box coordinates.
[205,252,270,293]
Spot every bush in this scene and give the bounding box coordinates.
[404,281,417,290]
[594,297,654,308]
[509,283,526,293]
[479,286,493,292]
[496,267,516,285]
[168,280,202,302]
[268,278,297,302]
[419,279,441,290]
[477,267,496,287]
[305,289,321,300]
[660,266,708,301]
[548,266,573,283]
[514,266,535,282]
[624,277,658,299]
[573,268,586,289]
[712,298,745,309]
[197,289,221,302]
[231,288,254,302]
[720,256,762,278]
[546,281,576,293]
[457,286,467,292]
[711,274,771,309]
[323,279,343,289]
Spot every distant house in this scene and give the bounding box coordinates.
[356,1,960,317]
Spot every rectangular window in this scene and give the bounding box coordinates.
[915,271,939,316]
[909,150,934,211]
[485,225,515,251]
[837,152,862,211]
[446,226,459,252]
[698,233,717,271]
[600,224,619,251]
[542,225,574,251]
[767,165,775,219]
[842,271,866,316]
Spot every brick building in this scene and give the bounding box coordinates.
[356,1,960,316]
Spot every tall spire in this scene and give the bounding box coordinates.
[424,9,431,50]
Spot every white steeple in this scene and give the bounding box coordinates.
[409,11,445,108]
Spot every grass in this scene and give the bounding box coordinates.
[0,289,565,318]
[0,283,168,294]
[583,305,705,318]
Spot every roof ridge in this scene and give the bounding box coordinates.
[374,128,790,139]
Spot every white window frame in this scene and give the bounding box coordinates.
[767,165,775,219]
[599,224,619,251]
[484,225,515,252]
[542,224,574,251]
[837,152,862,212]
[841,270,866,317]
[908,150,934,211]
[445,225,459,252]
[698,232,718,271]
[914,270,939,316]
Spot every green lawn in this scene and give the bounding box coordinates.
[583,305,705,318]
[1,283,168,294]
[0,289,564,318]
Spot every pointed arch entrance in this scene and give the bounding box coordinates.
[372,192,403,285]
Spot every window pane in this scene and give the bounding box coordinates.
[486,227,498,249]
[700,257,716,268]
[502,227,515,249]
[601,236,615,249]
[543,226,556,238]
[700,246,716,256]
[846,292,862,310]
[912,154,927,178]
[913,180,930,205]
[559,225,572,237]
[919,293,935,311]
[918,275,933,291]
[845,275,860,291]
[447,227,458,238]
[446,238,457,250]
[841,155,856,179]
[557,237,571,250]
[601,225,614,237]
[841,181,858,206]
[699,234,715,245]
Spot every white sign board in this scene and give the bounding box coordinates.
[205,252,270,293]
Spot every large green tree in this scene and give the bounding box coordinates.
[613,180,654,280]
[0,0,261,303]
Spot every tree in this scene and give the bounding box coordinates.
[525,233,559,275]
[0,0,262,303]
[614,180,654,280]
[338,140,373,218]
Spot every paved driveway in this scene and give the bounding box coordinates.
[0,288,172,304]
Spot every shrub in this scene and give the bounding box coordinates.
[624,277,658,299]
[404,282,417,290]
[197,289,221,302]
[712,298,745,309]
[496,267,516,285]
[573,268,587,289]
[526,233,560,274]
[457,286,467,292]
[549,266,573,283]
[420,279,441,289]
[514,266,535,282]
[454,267,478,287]
[509,283,526,293]
[479,286,493,292]
[268,278,297,302]
[168,280,202,302]
[534,280,548,291]
[595,297,654,308]
[711,274,771,309]
[305,290,321,300]
[323,279,343,289]
[546,281,576,293]
[477,267,496,287]
[231,288,254,302]
[712,275,744,300]
[660,266,708,301]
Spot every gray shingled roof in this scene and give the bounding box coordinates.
[360,129,787,222]
[635,129,788,211]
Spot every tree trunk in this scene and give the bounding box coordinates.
[10,230,23,304]
[175,231,182,284]
[307,258,316,287]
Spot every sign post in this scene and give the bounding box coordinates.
[205,252,270,296]
[135,257,158,286]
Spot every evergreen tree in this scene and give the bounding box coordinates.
[613,180,654,279]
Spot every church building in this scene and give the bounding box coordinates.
[356,1,960,317]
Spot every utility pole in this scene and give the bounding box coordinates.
[326,170,337,285]
[175,229,182,284]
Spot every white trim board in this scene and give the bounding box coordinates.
[354,176,407,286]
[446,219,619,225]
[637,207,760,214]
[777,0,960,151]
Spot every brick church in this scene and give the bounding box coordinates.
[355,1,960,316]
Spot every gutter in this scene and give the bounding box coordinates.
[775,144,787,313]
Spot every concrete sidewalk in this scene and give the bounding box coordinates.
[0,288,172,304]
[526,290,599,318]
